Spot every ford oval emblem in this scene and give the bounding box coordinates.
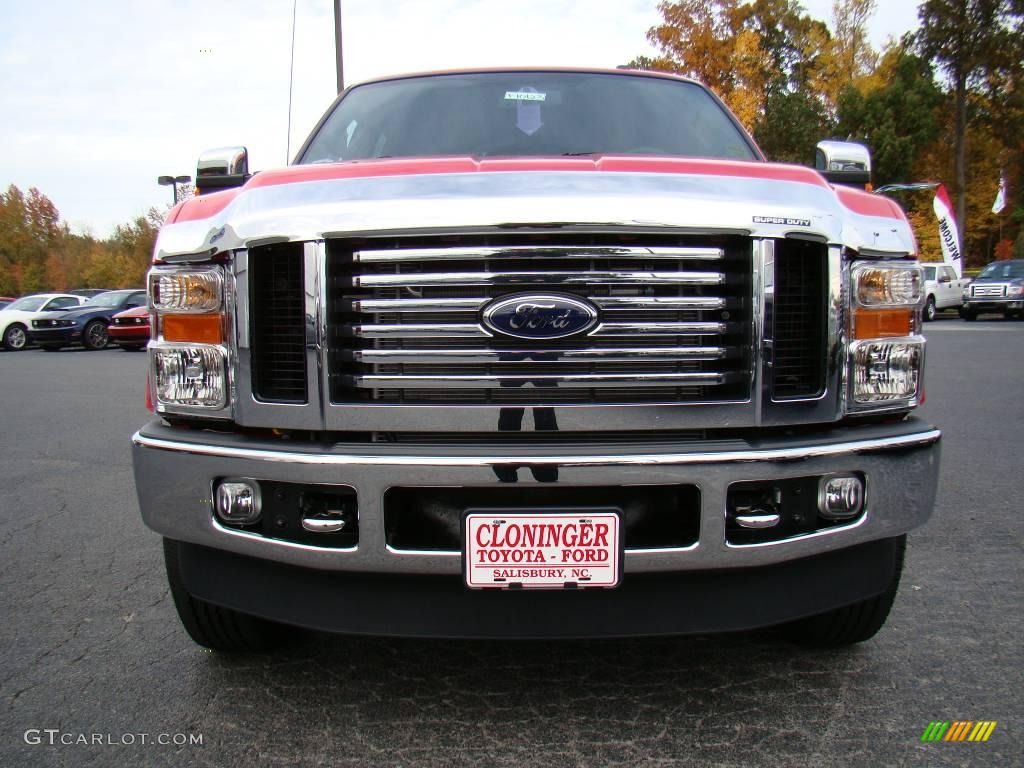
[481,293,598,339]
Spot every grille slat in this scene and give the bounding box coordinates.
[354,245,726,263]
[338,320,736,339]
[249,243,308,403]
[326,232,752,405]
[344,372,734,388]
[350,270,727,288]
[350,347,732,364]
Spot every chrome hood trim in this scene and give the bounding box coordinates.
[155,171,915,259]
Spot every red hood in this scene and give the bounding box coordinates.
[169,155,838,224]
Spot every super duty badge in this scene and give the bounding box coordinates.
[753,215,812,227]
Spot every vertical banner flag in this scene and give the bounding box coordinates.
[992,173,1007,214]
[933,184,963,279]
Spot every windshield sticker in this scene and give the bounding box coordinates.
[753,216,812,227]
[504,90,546,102]
[508,86,544,136]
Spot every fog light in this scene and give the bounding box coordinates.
[215,480,261,524]
[851,338,922,403]
[152,343,227,408]
[818,474,864,520]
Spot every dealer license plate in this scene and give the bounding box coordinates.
[464,510,621,589]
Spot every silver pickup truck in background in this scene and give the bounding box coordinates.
[131,68,940,652]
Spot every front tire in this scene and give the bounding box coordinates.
[782,536,906,647]
[924,296,937,322]
[82,320,108,350]
[2,323,27,351]
[163,539,286,652]
[960,308,977,321]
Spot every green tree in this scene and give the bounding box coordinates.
[755,89,832,164]
[835,42,944,187]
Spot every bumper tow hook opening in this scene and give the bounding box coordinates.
[301,513,347,533]
[734,508,781,529]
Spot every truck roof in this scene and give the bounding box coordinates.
[349,66,701,91]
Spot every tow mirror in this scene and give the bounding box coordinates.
[815,140,871,189]
[195,146,249,195]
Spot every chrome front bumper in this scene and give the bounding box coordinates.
[132,419,940,575]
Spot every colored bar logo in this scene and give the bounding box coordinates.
[921,721,997,742]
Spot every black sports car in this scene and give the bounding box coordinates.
[28,289,147,350]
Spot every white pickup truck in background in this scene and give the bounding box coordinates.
[922,264,969,321]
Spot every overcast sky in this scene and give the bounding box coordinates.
[0,0,922,237]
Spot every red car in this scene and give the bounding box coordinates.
[108,306,150,350]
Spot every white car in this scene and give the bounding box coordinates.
[0,293,84,350]
[922,264,969,321]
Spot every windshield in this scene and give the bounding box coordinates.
[83,291,130,308]
[977,262,1024,280]
[923,266,936,281]
[6,296,47,312]
[299,72,759,164]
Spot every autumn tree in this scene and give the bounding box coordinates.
[822,0,879,110]
[0,185,61,295]
[630,0,840,160]
[0,183,164,294]
[917,0,1024,251]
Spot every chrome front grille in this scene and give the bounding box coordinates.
[326,233,752,405]
[971,284,1006,298]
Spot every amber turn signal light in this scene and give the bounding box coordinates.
[162,313,224,344]
[851,308,913,339]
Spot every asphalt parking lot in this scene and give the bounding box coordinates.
[1,315,1021,768]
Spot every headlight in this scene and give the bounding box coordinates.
[853,263,922,307]
[1008,285,1024,297]
[150,269,222,312]
[147,265,230,417]
[847,260,925,413]
[151,344,228,408]
[850,261,922,340]
[850,339,922,404]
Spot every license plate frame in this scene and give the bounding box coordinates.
[463,507,622,590]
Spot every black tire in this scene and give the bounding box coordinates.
[960,308,977,321]
[924,296,937,322]
[41,345,63,352]
[163,538,286,652]
[2,323,27,351]
[82,320,109,350]
[783,536,906,647]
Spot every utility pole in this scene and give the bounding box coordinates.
[334,0,344,94]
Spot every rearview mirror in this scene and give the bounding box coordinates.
[815,140,871,188]
[195,146,249,194]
